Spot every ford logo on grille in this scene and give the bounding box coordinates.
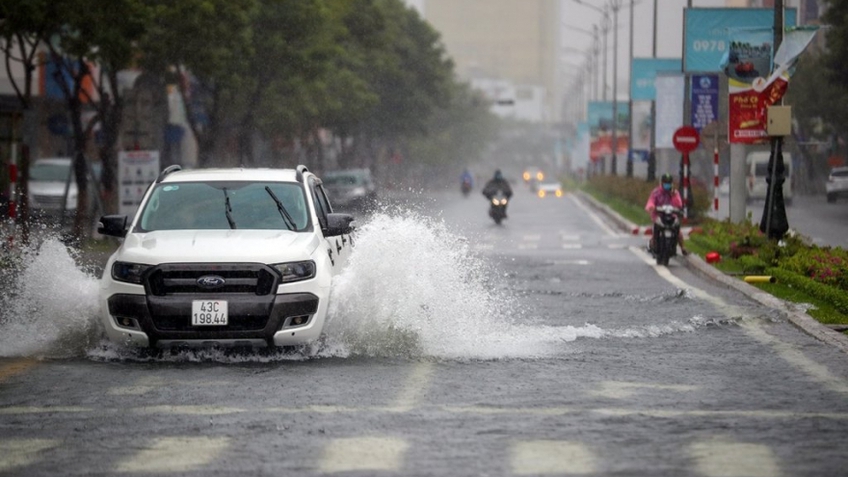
[197,275,226,289]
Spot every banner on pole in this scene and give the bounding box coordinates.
[655,74,685,149]
[691,74,719,133]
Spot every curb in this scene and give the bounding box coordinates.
[576,191,848,355]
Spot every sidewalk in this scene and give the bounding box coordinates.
[576,190,848,355]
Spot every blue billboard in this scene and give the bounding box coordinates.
[690,74,719,133]
[631,58,682,101]
[684,8,797,73]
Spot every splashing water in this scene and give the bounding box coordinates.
[318,211,607,359]
[0,238,101,358]
[0,210,727,362]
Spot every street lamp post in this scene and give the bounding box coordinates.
[626,0,635,178]
[610,0,621,175]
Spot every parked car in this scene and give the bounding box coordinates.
[321,168,378,212]
[96,165,355,350]
[826,166,848,203]
[28,157,101,219]
[746,151,793,206]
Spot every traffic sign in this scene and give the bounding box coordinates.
[673,126,700,154]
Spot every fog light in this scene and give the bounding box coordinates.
[280,315,311,330]
[115,316,140,330]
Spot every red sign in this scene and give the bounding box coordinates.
[673,126,700,153]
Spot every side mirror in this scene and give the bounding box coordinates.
[325,213,355,237]
[97,215,128,238]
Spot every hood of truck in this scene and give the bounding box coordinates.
[117,229,321,265]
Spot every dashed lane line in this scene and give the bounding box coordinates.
[390,361,434,412]
[511,440,597,475]
[115,436,230,473]
[319,437,408,473]
[631,245,848,398]
[689,437,780,477]
[590,381,698,399]
[0,439,60,473]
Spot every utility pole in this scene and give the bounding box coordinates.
[611,0,620,175]
[647,0,658,182]
[626,0,635,178]
[761,0,789,239]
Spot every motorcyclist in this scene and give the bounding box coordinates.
[482,169,513,217]
[460,168,474,195]
[645,173,688,256]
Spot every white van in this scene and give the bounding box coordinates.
[746,151,793,205]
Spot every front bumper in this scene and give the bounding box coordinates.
[104,292,322,348]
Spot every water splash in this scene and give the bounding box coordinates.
[0,238,101,358]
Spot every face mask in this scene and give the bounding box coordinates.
[662,183,672,192]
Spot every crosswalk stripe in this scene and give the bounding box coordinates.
[319,437,408,473]
[115,436,230,473]
[689,438,780,477]
[0,439,59,473]
[511,440,597,474]
[561,244,582,249]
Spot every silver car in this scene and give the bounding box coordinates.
[826,166,848,203]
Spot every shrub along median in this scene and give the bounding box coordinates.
[581,176,848,332]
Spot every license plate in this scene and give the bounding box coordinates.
[664,230,674,238]
[192,300,228,326]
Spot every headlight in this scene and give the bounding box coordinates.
[111,261,152,284]
[272,260,316,283]
[538,190,546,198]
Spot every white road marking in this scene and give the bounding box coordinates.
[689,437,780,477]
[591,381,698,399]
[631,245,848,398]
[0,406,90,414]
[571,195,619,236]
[561,243,582,249]
[511,440,597,475]
[319,437,408,473]
[390,362,434,412]
[553,260,590,265]
[518,243,539,250]
[0,439,59,473]
[115,437,229,473]
[560,234,581,241]
[523,234,541,241]
[476,244,494,251]
[133,405,244,415]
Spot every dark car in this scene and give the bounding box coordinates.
[322,168,378,212]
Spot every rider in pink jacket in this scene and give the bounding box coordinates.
[645,173,688,255]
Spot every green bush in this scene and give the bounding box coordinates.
[769,267,848,315]
[587,175,711,221]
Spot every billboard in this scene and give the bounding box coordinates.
[654,74,685,149]
[691,74,719,133]
[631,58,682,101]
[683,8,797,73]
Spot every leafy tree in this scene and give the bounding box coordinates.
[139,0,256,165]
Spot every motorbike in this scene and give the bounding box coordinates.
[488,191,509,225]
[461,178,472,197]
[651,204,681,266]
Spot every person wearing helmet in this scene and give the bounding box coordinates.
[645,173,688,255]
[482,169,513,199]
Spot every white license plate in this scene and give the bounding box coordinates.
[192,300,228,326]
[664,230,674,238]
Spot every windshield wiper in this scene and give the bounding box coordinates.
[223,188,237,229]
[265,186,296,231]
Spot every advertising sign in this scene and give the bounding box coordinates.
[684,8,796,73]
[631,58,682,101]
[587,101,630,161]
[691,74,719,133]
[654,74,685,149]
[728,27,818,144]
[630,101,652,160]
[118,150,160,216]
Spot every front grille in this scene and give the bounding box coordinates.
[146,263,279,296]
[151,314,268,331]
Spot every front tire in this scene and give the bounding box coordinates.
[827,194,836,203]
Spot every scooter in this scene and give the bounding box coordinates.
[488,191,509,225]
[461,178,472,197]
[651,204,681,266]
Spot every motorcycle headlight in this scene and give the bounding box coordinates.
[111,261,152,284]
[272,260,316,283]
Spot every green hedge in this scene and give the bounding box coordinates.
[768,267,848,316]
[587,175,711,222]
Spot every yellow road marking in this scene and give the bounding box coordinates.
[0,359,39,384]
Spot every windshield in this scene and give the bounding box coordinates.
[323,174,361,186]
[136,181,311,232]
[30,162,72,182]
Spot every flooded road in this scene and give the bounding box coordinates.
[1,184,847,476]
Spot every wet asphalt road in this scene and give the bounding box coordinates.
[1,184,848,476]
